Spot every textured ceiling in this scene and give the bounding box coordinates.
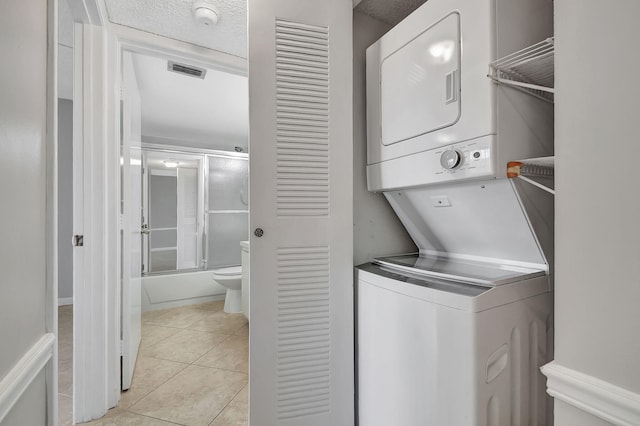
[355,0,428,27]
[102,0,423,59]
[104,0,247,58]
[131,52,248,150]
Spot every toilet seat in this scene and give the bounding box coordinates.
[212,265,241,277]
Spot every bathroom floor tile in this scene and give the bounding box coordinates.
[59,394,73,426]
[144,307,211,329]
[195,335,248,373]
[210,384,248,426]
[232,324,249,337]
[59,305,73,321]
[84,411,180,425]
[119,356,188,409]
[141,308,172,323]
[188,311,248,335]
[190,300,225,312]
[129,365,248,426]
[140,324,182,348]
[140,329,228,364]
[58,354,73,396]
[64,301,250,426]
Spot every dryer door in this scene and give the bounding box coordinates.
[381,12,461,147]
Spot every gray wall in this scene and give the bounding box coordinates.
[352,11,416,266]
[0,0,49,423]
[58,98,74,300]
[554,0,640,423]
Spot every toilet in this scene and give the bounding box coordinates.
[212,266,242,313]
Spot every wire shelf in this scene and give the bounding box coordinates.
[489,37,555,102]
[507,156,555,195]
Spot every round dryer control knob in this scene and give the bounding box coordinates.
[440,150,462,170]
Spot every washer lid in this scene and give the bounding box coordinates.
[383,178,549,271]
[374,253,545,287]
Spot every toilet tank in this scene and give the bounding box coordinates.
[366,0,554,191]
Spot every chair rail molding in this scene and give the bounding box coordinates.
[0,333,56,422]
[542,361,640,426]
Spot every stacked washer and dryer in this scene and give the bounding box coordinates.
[357,0,555,425]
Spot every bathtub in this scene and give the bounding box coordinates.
[142,270,227,311]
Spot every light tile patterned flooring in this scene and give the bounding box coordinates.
[59,301,249,426]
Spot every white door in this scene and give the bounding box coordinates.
[0,0,56,424]
[121,51,143,390]
[248,0,354,424]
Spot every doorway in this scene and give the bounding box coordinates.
[118,49,250,423]
[64,32,250,422]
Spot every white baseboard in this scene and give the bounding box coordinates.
[542,361,640,426]
[58,297,73,306]
[0,333,55,423]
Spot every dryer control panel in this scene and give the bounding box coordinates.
[433,138,492,178]
[367,135,494,191]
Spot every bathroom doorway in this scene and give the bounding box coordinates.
[63,33,250,422]
[119,47,250,411]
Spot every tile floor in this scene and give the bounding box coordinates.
[58,301,249,426]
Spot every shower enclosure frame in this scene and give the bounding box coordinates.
[141,143,248,276]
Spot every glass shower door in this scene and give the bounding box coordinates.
[143,150,205,274]
[147,169,178,272]
[205,154,249,269]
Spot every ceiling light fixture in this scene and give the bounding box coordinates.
[192,1,219,27]
[164,160,179,168]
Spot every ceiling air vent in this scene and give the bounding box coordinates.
[167,61,207,79]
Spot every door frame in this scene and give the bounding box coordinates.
[72,5,247,420]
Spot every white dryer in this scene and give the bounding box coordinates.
[366,0,554,191]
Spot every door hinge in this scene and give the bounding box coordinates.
[73,235,84,247]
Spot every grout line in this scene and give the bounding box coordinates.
[193,364,249,375]
[141,332,233,364]
[122,411,186,425]
[120,359,190,409]
[208,383,248,426]
[190,334,234,366]
[139,326,185,350]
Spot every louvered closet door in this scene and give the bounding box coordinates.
[248,1,353,425]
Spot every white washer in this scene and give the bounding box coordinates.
[357,258,553,426]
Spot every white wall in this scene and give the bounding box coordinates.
[553,0,640,423]
[352,11,416,266]
[0,0,50,423]
[58,99,74,302]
